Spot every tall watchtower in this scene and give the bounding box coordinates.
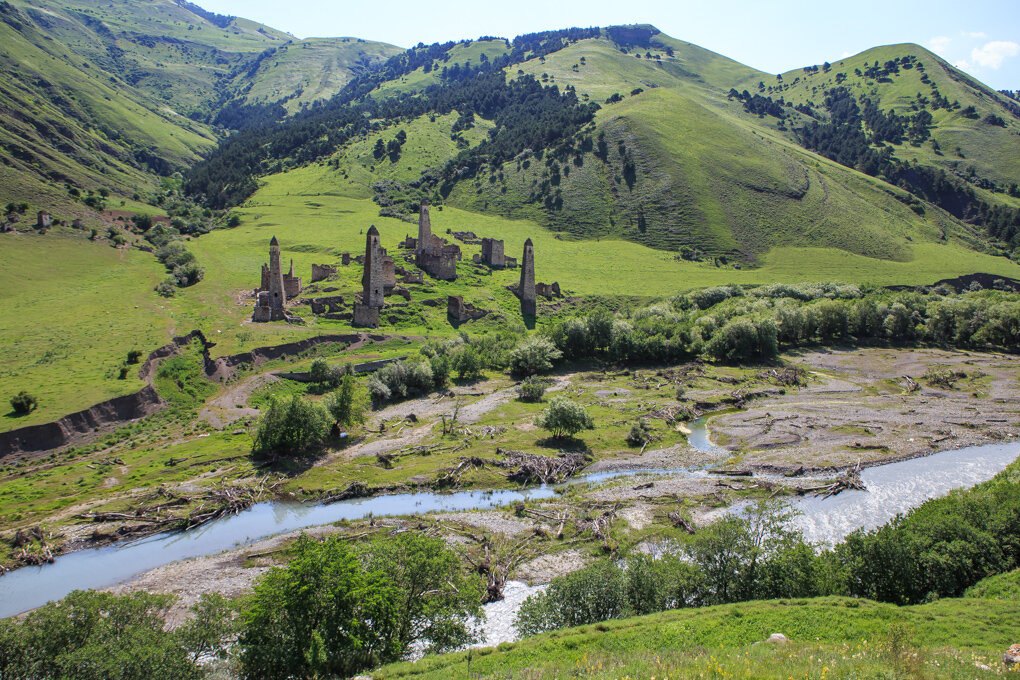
[519,238,536,317]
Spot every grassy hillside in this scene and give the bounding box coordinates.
[376,596,1016,679]
[239,37,401,113]
[740,43,1020,191]
[448,36,989,261]
[10,0,292,118]
[0,0,223,207]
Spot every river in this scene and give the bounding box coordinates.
[0,414,1016,618]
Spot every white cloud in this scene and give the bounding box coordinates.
[840,51,853,59]
[963,31,987,39]
[956,59,970,70]
[928,35,953,54]
[970,40,1020,69]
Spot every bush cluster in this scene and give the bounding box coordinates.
[517,457,1020,634]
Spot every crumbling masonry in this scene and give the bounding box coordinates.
[414,202,460,280]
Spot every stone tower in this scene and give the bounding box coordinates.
[417,202,432,255]
[267,236,286,314]
[253,236,288,322]
[362,225,384,307]
[354,226,384,327]
[519,238,536,317]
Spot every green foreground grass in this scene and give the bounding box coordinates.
[376,596,1017,679]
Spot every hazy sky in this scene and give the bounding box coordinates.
[198,0,1020,90]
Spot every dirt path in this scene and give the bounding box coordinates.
[199,373,281,429]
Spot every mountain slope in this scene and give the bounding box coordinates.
[739,43,1020,190]
[0,1,218,203]
[237,37,401,113]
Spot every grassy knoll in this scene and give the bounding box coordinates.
[375,597,1016,679]
[0,231,170,430]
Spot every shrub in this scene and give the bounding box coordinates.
[126,349,143,364]
[325,374,367,429]
[508,336,563,376]
[251,395,331,458]
[308,358,331,383]
[0,590,231,680]
[536,396,593,439]
[517,375,547,402]
[239,534,481,679]
[626,419,653,446]
[453,345,483,381]
[154,278,177,297]
[515,560,627,636]
[428,353,450,388]
[704,318,778,362]
[9,391,37,415]
[172,262,204,287]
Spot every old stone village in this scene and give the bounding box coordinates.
[252,203,561,327]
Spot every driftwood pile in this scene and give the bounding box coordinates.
[7,526,55,569]
[519,502,621,551]
[444,528,537,603]
[801,461,866,498]
[81,480,272,544]
[499,449,588,484]
[431,449,590,488]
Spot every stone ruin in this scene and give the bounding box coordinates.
[253,236,298,322]
[480,237,506,268]
[414,202,460,280]
[447,295,488,322]
[36,211,50,230]
[310,263,337,282]
[382,254,396,290]
[341,252,351,266]
[261,257,301,299]
[353,226,384,327]
[71,218,84,230]
[536,282,562,298]
[452,230,482,244]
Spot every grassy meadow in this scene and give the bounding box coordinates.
[375,596,1018,679]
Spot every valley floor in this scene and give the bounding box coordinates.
[2,344,1016,635]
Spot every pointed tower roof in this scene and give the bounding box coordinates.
[524,238,533,246]
[367,225,379,236]
[270,236,279,246]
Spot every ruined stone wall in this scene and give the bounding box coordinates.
[481,238,505,267]
[283,275,301,299]
[311,264,337,282]
[381,255,396,290]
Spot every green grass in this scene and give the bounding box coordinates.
[0,231,170,431]
[964,568,1020,601]
[374,596,1018,679]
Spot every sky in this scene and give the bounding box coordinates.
[197,0,1020,90]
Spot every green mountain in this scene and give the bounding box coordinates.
[0,0,400,207]
[183,24,1020,264]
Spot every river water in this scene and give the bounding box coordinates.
[0,414,1016,619]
